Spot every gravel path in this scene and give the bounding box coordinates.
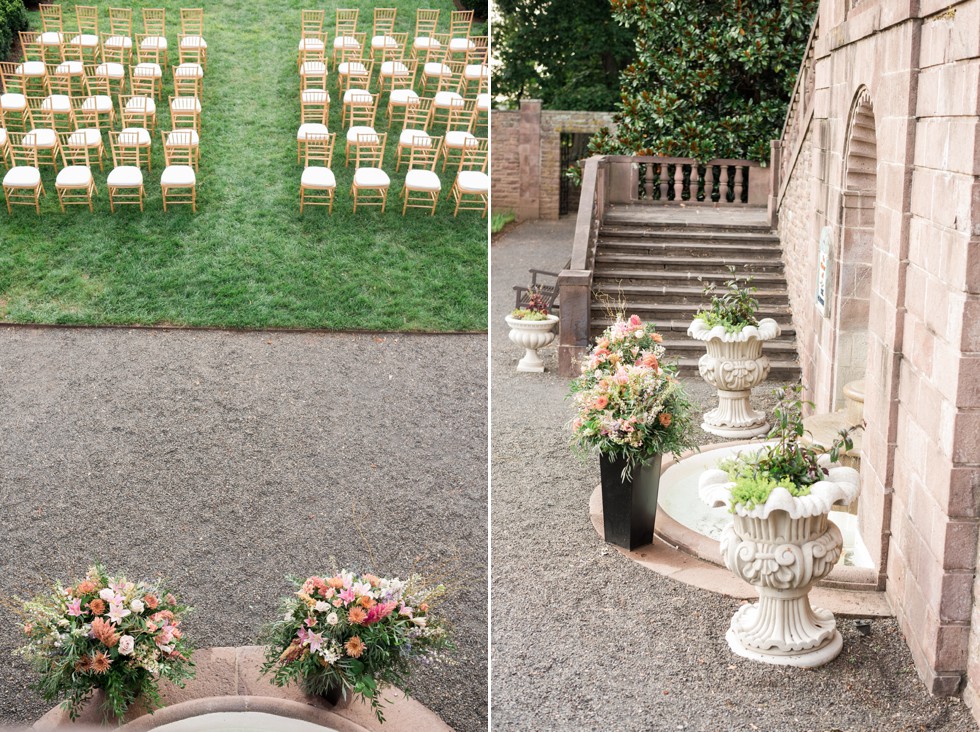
[0,326,487,732]
[490,220,978,732]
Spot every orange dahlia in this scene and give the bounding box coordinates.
[348,606,367,624]
[345,636,365,658]
[90,652,112,674]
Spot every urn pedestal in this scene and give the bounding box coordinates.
[700,462,861,667]
[687,319,781,438]
[505,314,559,372]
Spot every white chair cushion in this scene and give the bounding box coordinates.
[70,34,99,47]
[434,91,464,108]
[39,31,64,45]
[161,165,196,186]
[166,129,200,145]
[141,36,168,50]
[413,36,441,50]
[389,89,419,105]
[56,165,93,187]
[337,62,367,76]
[457,170,489,193]
[170,97,201,112]
[448,37,475,52]
[105,35,133,48]
[134,62,163,77]
[25,128,57,147]
[446,131,477,148]
[300,61,327,76]
[477,93,490,112]
[342,89,372,104]
[298,37,324,51]
[16,61,47,77]
[464,64,488,80]
[0,129,6,146]
[3,166,41,188]
[180,35,207,49]
[126,97,156,114]
[0,93,26,110]
[399,129,431,147]
[405,169,441,191]
[370,35,397,50]
[297,123,329,140]
[302,89,330,103]
[424,62,450,77]
[346,126,378,143]
[380,61,409,76]
[353,167,390,187]
[301,166,336,189]
[120,127,152,145]
[96,63,125,79]
[333,35,360,50]
[69,128,102,146]
[175,63,205,78]
[55,61,84,75]
[82,95,113,112]
[42,95,72,112]
[107,166,143,186]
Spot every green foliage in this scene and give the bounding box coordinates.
[723,384,859,509]
[509,308,548,321]
[0,0,28,58]
[592,0,818,161]
[457,0,488,21]
[490,210,516,234]
[492,0,635,110]
[511,289,550,319]
[694,268,760,331]
[2,0,486,333]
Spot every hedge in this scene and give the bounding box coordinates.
[0,0,28,61]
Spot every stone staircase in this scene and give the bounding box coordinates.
[590,208,800,379]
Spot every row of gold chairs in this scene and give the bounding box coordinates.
[31,4,206,67]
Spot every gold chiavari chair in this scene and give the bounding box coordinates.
[3,133,45,214]
[402,134,442,216]
[299,131,336,214]
[160,129,197,212]
[350,131,388,212]
[55,131,98,211]
[450,137,488,217]
[107,129,145,211]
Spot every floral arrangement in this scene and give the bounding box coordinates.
[260,570,453,723]
[15,564,194,721]
[720,384,858,511]
[570,314,697,472]
[693,269,760,332]
[509,289,552,321]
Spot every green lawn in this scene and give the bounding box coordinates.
[0,0,488,331]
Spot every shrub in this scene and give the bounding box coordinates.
[0,0,28,60]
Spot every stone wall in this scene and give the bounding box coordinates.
[775,0,980,706]
[490,100,616,221]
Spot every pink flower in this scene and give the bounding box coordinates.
[305,630,324,653]
[613,367,629,385]
[594,395,608,409]
[628,314,641,327]
[399,604,414,618]
[339,588,356,605]
[67,598,83,617]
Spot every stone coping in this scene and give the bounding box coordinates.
[588,448,893,618]
[33,646,453,732]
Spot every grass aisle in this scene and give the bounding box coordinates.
[0,0,488,331]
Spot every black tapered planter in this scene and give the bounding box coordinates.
[599,453,663,550]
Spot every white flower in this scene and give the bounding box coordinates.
[283,612,293,622]
[118,635,135,656]
[99,588,115,602]
[326,612,339,626]
[314,601,331,613]
[319,645,340,664]
[635,330,644,338]
[412,616,428,627]
[130,599,145,613]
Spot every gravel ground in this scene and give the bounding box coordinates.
[490,219,978,732]
[0,326,487,732]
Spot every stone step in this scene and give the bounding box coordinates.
[593,253,785,273]
[597,238,782,260]
[590,316,797,337]
[589,282,790,305]
[590,301,792,321]
[592,269,789,287]
[657,337,799,355]
[600,225,781,245]
[602,212,774,234]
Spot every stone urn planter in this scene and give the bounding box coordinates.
[599,453,663,550]
[699,461,860,667]
[505,314,559,372]
[687,318,781,438]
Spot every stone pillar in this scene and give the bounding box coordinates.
[768,140,781,228]
[557,269,592,377]
[517,99,542,220]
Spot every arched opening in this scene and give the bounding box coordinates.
[833,90,876,406]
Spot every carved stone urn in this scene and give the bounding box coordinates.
[687,318,781,438]
[700,460,860,667]
[505,314,559,372]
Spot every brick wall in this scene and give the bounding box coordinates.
[777,0,980,706]
[490,100,615,221]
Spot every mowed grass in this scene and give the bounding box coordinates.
[0,0,488,331]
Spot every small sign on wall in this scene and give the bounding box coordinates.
[816,226,833,317]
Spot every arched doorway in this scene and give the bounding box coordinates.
[833,89,876,406]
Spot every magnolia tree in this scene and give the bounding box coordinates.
[590,0,817,162]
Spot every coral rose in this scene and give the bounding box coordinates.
[659,413,672,427]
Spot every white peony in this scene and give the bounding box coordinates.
[118,635,135,656]
[314,601,331,613]
[130,599,145,613]
[326,612,339,626]
[99,588,115,602]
